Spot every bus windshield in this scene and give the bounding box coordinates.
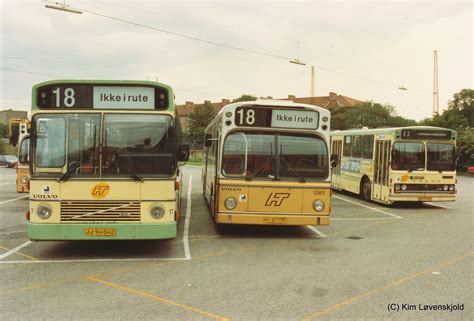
[427,143,455,171]
[32,114,100,177]
[222,132,328,180]
[32,113,175,178]
[103,114,174,177]
[391,142,425,171]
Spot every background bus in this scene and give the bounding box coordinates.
[28,80,189,240]
[202,100,332,226]
[17,120,30,193]
[330,126,457,204]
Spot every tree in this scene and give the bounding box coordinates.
[456,129,474,171]
[0,123,7,139]
[447,89,474,127]
[330,107,351,130]
[232,94,257,103]
[345,101,395,128]
[185,102,217,148]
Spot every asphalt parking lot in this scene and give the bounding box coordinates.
[0,166,472,321]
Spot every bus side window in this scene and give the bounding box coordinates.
[362,135,374,159]
[353,135,362,158]
[343,135,352,157]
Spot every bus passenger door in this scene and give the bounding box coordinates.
[373,140,391,202]
[331,139,342,189]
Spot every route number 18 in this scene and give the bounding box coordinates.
[236,108,256,126]
[52,87,76,107]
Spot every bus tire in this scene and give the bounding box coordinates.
[361,177,371,202]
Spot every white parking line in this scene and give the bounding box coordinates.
[425,202,453,210]
[0,182,15,186]
[306,226,327,237]
[0,241,32,260]
[0,257,189,265]
[183,174,193,260]
[332,195,402,219]
[0,195,28,205]
[332,217,398,221]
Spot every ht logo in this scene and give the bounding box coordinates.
[265,193,290,206]
[92,184,110,197]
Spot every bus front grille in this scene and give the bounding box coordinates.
[61,201,141,222]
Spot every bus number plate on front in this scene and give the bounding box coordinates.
[262,217,287,225]
[84,228,116,237]
[418,196,432,202]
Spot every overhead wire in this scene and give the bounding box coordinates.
[73,5,423,92]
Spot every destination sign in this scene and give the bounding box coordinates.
[401,129,452,140]
[36,84,169,110]
[235,107,318,129]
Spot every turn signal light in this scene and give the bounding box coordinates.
[25,211,30,221]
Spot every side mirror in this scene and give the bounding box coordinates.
[330,154,339,168]
[204,134,212,148]
[178,143,190,162]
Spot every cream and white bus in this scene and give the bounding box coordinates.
[202,100,332,226]
[28,80,189,240]
[330,126,457,204]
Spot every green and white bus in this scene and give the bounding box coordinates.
[28,80,189,240]
[330,126,457,204]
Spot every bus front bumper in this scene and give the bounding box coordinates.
[389,194,456,202]
[215,213,329,226]
[28,222,177,241]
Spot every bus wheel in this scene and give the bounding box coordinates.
[361,177,371,201]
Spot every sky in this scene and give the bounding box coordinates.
[1,0,472,121]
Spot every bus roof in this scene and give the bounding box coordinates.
[31,79,173,93]
[214,99,329,117]
[330,126,457,137]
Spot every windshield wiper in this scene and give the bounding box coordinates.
[280,158,305,182]
[58,161,81,182]
[123,165,143,182]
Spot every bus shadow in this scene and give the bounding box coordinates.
[332,189,450,210]
[34,239,181,260]
[214,224,320,239]
[390,202,451,210]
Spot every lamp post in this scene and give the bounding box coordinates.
[289,59,315,97]
[45,1,83,14]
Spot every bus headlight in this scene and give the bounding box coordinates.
[443,185,448,191]
[224,197,237,210]
[313,200,324,212]
[37,204,52,219]
[150,204,165,219]
[401,184,407,191]
[20,176,28,184]
[395,184,401,191]
[449,185,455,191]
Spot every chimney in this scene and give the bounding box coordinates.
[329,92,338,100]
[287,95,296,101]
[221,99,230,105]
[185,101,194,107]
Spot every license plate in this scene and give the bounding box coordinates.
[84,228,116,237]
[262,217,287,225]
[418,196,432,202]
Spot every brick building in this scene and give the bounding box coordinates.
[176,92,361,133]
[0,109,28,126]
